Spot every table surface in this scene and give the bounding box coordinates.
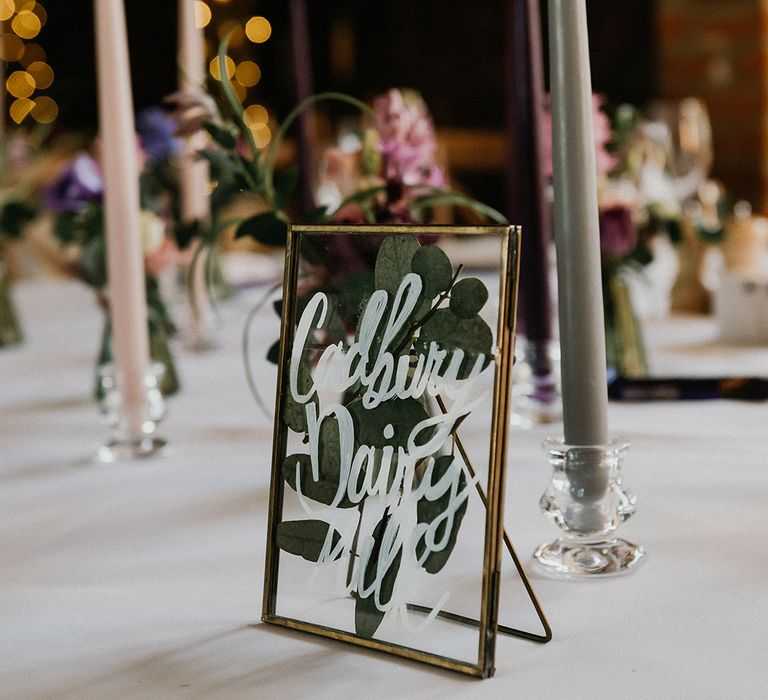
[2,264,767,700]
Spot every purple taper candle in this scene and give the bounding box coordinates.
[289,0,317,215]
[504,0,553,357]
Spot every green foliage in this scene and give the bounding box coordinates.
[416,308,493,379]
[0,201,37,239]
[347,396,430,451]
[282,361,318,433]
[411,245,452,297]
[203,121,237,150]
[354,512,402,638]
[235,211,288,246]
[276,520,343,562]
[374,233,421,295]
[275,237,493,638]
[415,456,469,574]
[449,277,488,319]
[282,417,358,508]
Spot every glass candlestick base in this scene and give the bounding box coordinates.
[510,338,562,428]
[97,435,167,463]
[532,438,645,578]
[96,363,167,463]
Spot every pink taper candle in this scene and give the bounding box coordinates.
[94,0,151,437]
[548,0,609,446]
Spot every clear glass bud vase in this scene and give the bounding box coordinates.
[96,363,167,463]
[533,438,645,577]
[510,337,562,428]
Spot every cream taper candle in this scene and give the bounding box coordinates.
[177,0,210,224]
[178,0,213,339]
[94,0,150,438]
[548,0,609,446]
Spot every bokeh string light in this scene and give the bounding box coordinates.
[1,0,57,126]
[2,2,271,133]
[197,2,274,147]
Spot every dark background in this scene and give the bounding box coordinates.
[45,0,656,131]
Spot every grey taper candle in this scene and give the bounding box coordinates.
[547,0,609,446]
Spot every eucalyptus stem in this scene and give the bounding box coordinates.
[217,32,260,163]
[391,263,464,357]
[264,92,374,206]
[346,501,366,588]
[242,281,282,420]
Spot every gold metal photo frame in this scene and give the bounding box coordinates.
[262,224,550,678]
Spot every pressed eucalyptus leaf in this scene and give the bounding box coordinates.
[415,456,469,574]
[355,512,402,638]
[276,519,342,562]
[347,397,434,493]
[411,245,453,298]
[347,397,431,450]
[374,234,421,294]
[282,453,337,505]
[415,308,493,379]
[341,271,375,325]
[283,362,317,433]
[449,277,489,319]
[282,418,358,508]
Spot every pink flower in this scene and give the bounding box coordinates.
[599,205,636,258]
[373,88,446,187]
[541,93,618,179]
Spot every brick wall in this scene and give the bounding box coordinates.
[657,0,768,210]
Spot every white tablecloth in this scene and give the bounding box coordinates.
[2,269,767,699]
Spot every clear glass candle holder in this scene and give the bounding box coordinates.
[533,438,645,578]
[96,362,167,463]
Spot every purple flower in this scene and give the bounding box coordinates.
[43,154,103,214]
[599,205,636,258]
[136,106,180,165]
[373,88,446,187]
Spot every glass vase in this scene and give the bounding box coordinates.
[95,308,180,401]
[604,271,648,379]
[0,260,22,348]
[510,337,562,428]
[96,362,167,463]
[533,438,645,578]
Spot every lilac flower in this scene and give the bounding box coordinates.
[43,154,103,214]
[599,205,636,258]
[136,106,180,165]
[373,88,446,187]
